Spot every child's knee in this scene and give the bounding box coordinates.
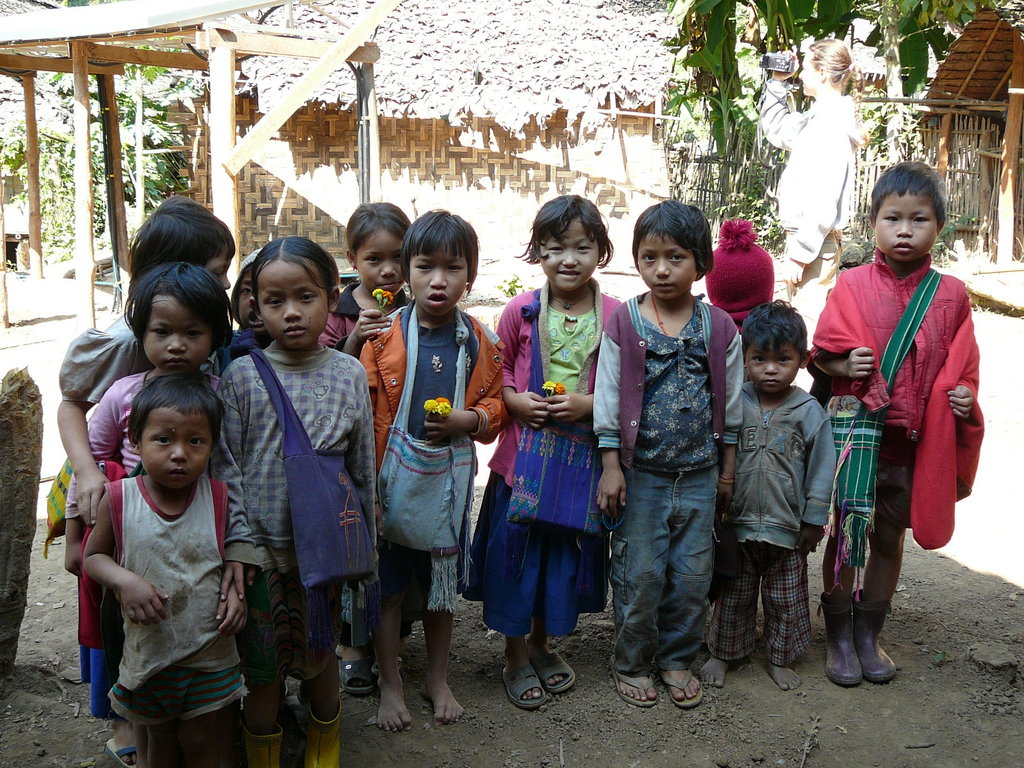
[869,520,905,557]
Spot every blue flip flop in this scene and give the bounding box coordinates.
[104,737,137,767]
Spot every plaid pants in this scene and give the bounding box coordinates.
[706,540,811,667]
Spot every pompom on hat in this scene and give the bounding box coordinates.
[706,219,775,328]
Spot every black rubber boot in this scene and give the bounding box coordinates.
[820,593,862,686]
[852,597,897,683]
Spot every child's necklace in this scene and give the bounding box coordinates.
[651,296,670,335]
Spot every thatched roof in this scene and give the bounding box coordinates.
[926,4,1021,103]
[238,0,674,133]
[0,0,56,16]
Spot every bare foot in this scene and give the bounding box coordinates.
[421,680,464,725]
[768,663,801,690]
[614,671,657,706]
[376,681,412,732]
[660,669,703,708]
[700,656,729,688]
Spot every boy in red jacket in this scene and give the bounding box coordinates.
[811,162,983,686]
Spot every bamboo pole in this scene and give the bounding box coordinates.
[937,113,953,178]
[71,42,96,328]
[21,75,43,279]
[0,172,8,328]
[98,74,129,274]
[997,36,1024,264]
[365,62,381,202]
[208,40,241,266]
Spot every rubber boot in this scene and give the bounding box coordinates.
[853,596,897,683]
[820,593,862,686]
[243,723,282,768]
[304,704,341,768]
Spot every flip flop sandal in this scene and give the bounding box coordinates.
[611,667,658,708]
[661,670,703,710]
[502,664,548,710]
[340,657,376,695]
[104,737,138,767]
[529,650,576,694]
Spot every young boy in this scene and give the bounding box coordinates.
[84,374,246,768]
[360,210,507,731]
[811,161,983,686]
[701,301,836,691]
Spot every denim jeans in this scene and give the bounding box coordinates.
[610,464,716,674]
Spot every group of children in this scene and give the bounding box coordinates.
[56,159,982,767]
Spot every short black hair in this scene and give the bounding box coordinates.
[402,210,480,284]
[128,372,223,445]
[251,236,340,298]
[741,301,808,355]
[125,262,233,351]
[129,196,235,280]
[521,195,614,268]
[632,201,713,278]
[870,161,946,227]
[345,202,411,254]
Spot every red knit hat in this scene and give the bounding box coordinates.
[707,219,775,328]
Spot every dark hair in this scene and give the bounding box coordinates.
[741,301,808,355]
[521,195,614,268]
[632,201,714,278]
[125,262,232,351]
[128,372,223,445]
[229,260,255,327]
[870,161,946,227]
[251,236,340,299]
[402,210,479,284]
[346,202,411,254]
[129,196,235,280]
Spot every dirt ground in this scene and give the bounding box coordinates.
[1,262,1021,768]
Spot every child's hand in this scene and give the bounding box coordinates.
[75,466,108,526]
[216,587,247,636]
[715,480,734,515]
[845,347,875,379]
[424,408,478,443]
[353,308,391,343]
[120,575,169,625]
[597,458,627,518]
[796,523,825,554]
[505,390,549,429]
[547,393,593,423]
[219,561,252,605]
[948,384,974,419]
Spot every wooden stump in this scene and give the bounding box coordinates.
[0,368,43,681]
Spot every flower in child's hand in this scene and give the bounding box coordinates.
[424,397,452,418]
[372,288,394,312]
[542,381,566,397]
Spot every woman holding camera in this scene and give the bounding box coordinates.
[760,39,863,331]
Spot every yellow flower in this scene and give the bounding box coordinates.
[542,380,565,397]
[424,397,452,417]
[372,288,394,311]
[424,399,438,413]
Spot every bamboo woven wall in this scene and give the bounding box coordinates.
[171,96,670,263]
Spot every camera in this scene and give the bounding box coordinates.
[760,52,797,74]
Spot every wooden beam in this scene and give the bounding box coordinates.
[21,75,42,279]
[208,43,241,267]
[197,28,379,62]
[71,42,95,328]
[0,53,124,75]
[989,67,1013,101]
[98,73,129,274]
[997,35,1024,264]
[0,172,8,328]
[221,0,404,176]
[81,42,206,71]
[365,62,381,202]
[956,23,1002,98]
[936,112,953,179]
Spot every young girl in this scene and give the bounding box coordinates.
[212,237,377,767]
[465,195,619,709]
[594,200,743,708]
[63,261,231,768]
[319,202,411,353]
[759,38,863,330]
[84,373,246,768]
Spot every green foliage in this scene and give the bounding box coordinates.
[498,275,525,299]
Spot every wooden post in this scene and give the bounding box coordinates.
[98,74,129,274]
[936,112,953,179]
[21,75,43,280]
[0,172,8,328]
[0,368,43,682]
[71,42,96,328]
[365,62,381,201]
[208,40,241,266]
[998,36,1024,264]
[134,82,145,230]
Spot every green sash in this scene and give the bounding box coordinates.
[830,269,941,569]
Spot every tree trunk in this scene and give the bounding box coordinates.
[0,369,43,681]
[881,2,904,163]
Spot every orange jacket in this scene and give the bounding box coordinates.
[359,309,508,470]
